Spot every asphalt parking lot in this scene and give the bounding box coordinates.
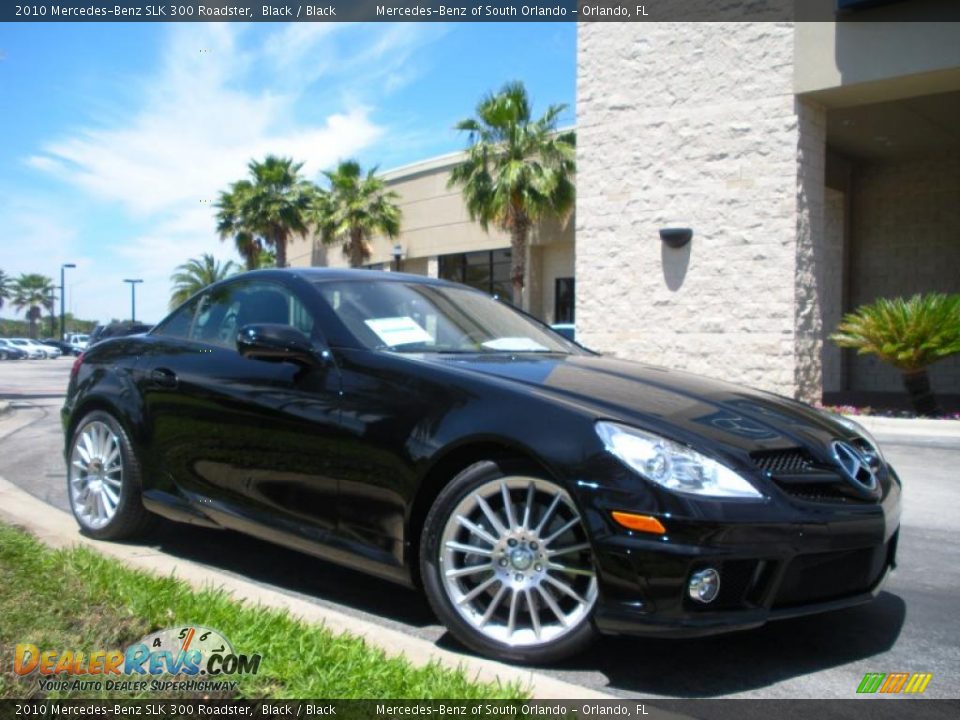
[1,358,958,699]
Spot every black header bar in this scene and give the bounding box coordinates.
[6,0,960,23]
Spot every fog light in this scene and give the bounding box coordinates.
[688,568,720,604]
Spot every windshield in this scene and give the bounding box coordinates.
[315,280,580,355]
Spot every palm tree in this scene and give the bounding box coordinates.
[169,254,239,310]
[830,293,960,416]
[318,160,402,267]
[216,156,318,269]
[0,269,10,311]
[11,273,55,339]
[449,81,575,306]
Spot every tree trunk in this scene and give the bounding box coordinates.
[902,369,941,417]
[26,306,42,339]
[274,231,287,268]
[349,228,365,268]
[509,216,530,308]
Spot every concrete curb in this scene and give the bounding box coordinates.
[0,476,617,701]
[843,413,960,440]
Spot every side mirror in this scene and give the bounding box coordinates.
[237,324,323,367]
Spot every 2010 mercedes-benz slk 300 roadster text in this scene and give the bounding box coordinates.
[63,269,900,663]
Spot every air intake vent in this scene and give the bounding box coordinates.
[751,449,816,474]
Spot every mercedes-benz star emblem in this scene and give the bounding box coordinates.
[831,440,880,492]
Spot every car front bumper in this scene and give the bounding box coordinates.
[583,471,901,638]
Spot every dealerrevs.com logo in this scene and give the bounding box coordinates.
[14,626,261,693]
[857,672,933,694]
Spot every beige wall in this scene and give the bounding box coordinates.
[287,152,575,321]
[847,151,960,393]
[795,2,960,106]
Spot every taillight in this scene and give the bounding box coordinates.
[71,352,84,381]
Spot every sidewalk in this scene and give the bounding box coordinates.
[845,414,960,441]
[0,476,618,702]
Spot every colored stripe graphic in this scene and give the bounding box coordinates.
[858,672,932,694]
[857,673,885,693]
[904,673,933,694]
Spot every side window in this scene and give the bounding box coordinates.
[156,281,317,348]
[190,285,245,347]
[152,296,201,339]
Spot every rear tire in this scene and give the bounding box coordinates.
[420,459,599,664]
[67,410,155,540]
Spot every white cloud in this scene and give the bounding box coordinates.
[17,22,440,323]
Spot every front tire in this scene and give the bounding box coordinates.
[421,460,599,663]
[67,410,154,540]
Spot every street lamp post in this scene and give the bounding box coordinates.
[60,263,76,340]
[123,279,143,322]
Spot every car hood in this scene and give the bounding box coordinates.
[422,353,847,457]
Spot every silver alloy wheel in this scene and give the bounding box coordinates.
[69,420,123,530]
[439,476,598,647]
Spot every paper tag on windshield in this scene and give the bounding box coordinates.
[364,317,434,347]
[481,337,549,352]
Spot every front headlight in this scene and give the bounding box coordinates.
[829,414,886,463]
[596,421,763,499]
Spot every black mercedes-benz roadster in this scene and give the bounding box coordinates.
[63,269,900,663]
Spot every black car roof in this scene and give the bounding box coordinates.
[234,267,456,287]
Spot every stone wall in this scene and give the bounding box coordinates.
[848,152,960,394]
[577,22,825,398]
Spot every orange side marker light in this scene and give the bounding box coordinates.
[611,511,666,534]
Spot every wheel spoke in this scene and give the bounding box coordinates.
[479,584,509,627]
[102,483,120,507]
[543,517,580,546]
[101,488,117,515]
[456,515,498,546]
[445,541,493,557]
[507,589,519,636]
[445,564,492,579]
[76,441,92,464]
[525,589,541,639]
[547,562,595,578]
[475,495,506,536]
[544,574,588,606]
[521,482,536,530]
[500,481,517,530]
[536,586,568,627]
[546,542,591,557]
[534,494,561,536]
[458,576,498,605]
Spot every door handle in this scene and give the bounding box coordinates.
[150,368,179,389]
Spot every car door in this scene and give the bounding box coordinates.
[139,277,343,544]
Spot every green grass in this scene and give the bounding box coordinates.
[0,523,528,700]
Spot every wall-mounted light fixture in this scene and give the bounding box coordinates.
[391,243,404,272]
[659,228,693,248]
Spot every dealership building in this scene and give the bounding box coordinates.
[289,4,959,407]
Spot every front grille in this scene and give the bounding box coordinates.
[751,448,878,505]
[772,540,892,609]
[752,449,816,474]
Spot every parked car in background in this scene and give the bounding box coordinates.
[42,339,83,357]
[64,333,90,349]
[6,338,51,359]
[88,322,153,346]
[0,339,28,360]
[63,268,901,664]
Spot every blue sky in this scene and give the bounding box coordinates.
[0,22,575,324]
